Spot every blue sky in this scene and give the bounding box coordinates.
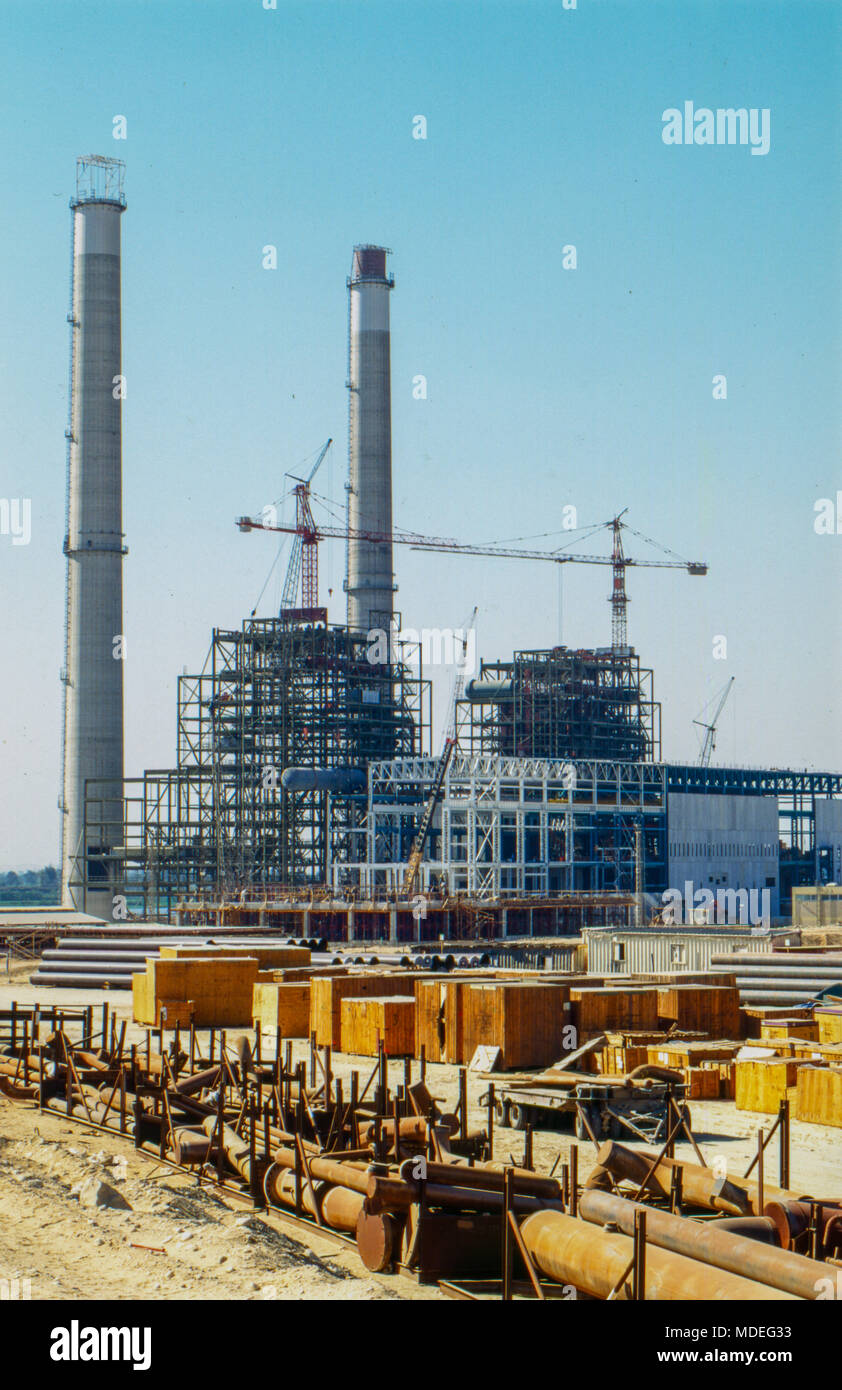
[0,0,840,867]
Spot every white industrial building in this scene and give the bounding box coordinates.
[666,791,780,921]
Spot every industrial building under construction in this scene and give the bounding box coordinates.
[61,159,842,935]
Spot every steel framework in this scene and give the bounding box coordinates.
[456,647,661,763]
[336,755,668,900]
[81,614,430,917]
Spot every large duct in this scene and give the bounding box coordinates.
[345,245,395,634]
[60,156,127,917]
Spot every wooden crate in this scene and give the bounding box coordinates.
[310,974,416,1049]
[569,987,658,1036]
[264,965,347,983]
[816,1010,842,1045]
[340,996,415,1057]
[657,985,741,1037]
[160,944,310,970]
[252,982,311,1037]
[462,982,571,1071]
[795,1065,842,1127]
[415,978,465,1065]
[740,1005,801,1039]
[648,1040,740,1069]
[718,1060,736,1099]
[760,1018,819,1043]
[683,1066,720,1100]
[142,957,259,1028]
[735,1057,805,1114]
[132,971,152,1025]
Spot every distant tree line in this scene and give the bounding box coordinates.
[0,866,60,904]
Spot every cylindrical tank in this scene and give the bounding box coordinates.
[464,679,514,702]
[345,245,395,634]
[280,767,367,794]
[61,156,127,918]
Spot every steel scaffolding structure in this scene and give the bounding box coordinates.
[456,647,661,763]
[335,755,668,900]
[81,613,431,917]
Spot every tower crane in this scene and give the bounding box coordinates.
[402,608,478,898]
[277,439,333,613]
[693,676,735,767]
[237,504,706,648]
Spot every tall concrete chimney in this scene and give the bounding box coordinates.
[60,156,126,916]
[345,245,395,633]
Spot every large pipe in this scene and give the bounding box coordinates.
[578,1189,829,1300]
[281,767,366,794]
[61,155,127,917]
[519,1211,798,1301]
[345,245,395,633]
[713,954,842,969]
[593,1141,752,1215]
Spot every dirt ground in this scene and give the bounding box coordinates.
[1,962,841,1301]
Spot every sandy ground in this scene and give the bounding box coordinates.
[1,961,840,1301]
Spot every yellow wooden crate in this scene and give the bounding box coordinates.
[252,981,311,1037]
[310,974,416,1049]
[340,995,416,1057]
[145,957,260,1027]
[735,1057,805,1114]
[160,944,310,969]
[760,1019,819,1043]
[796,1065,842,1127]
[816,1011,842,1046]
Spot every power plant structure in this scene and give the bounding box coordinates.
[64,203,842,933]
[60,155,127,918]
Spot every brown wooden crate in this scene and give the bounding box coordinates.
[462,982,571,1071]
[568,987,658,1035]
[795,1065,842,1127]
[252,982,311,1037]
[340,996,415,1057]
[656,985,741,1037]
[310,974,416,1049]
[735,1057,805,1114]
[413,978,473,1064]
[648,1040,740,1068]
[682,1067,720,1100]
[718,1060,736,1099]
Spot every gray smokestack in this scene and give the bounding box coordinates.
[345,245,395,633]
[60,156,126,917]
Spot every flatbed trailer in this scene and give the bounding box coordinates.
[493,1078,687,1144]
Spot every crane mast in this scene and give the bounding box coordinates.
[402,609,477,897]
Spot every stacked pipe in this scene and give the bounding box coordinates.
[711,951,842,1006]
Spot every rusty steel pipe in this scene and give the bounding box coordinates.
[397,1158,561,1201]
[595,1142,751,1215]
[764,1199,842,1251]
[519,1211,799,1301]
[712,1217,781,1246]
[272,1146,372,1196]
[366,1173,565,1217]
[202,1118,252,1183]
[264,1163,366,1232]
[578,1189,829,1299]
[359,1115,458,1145]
